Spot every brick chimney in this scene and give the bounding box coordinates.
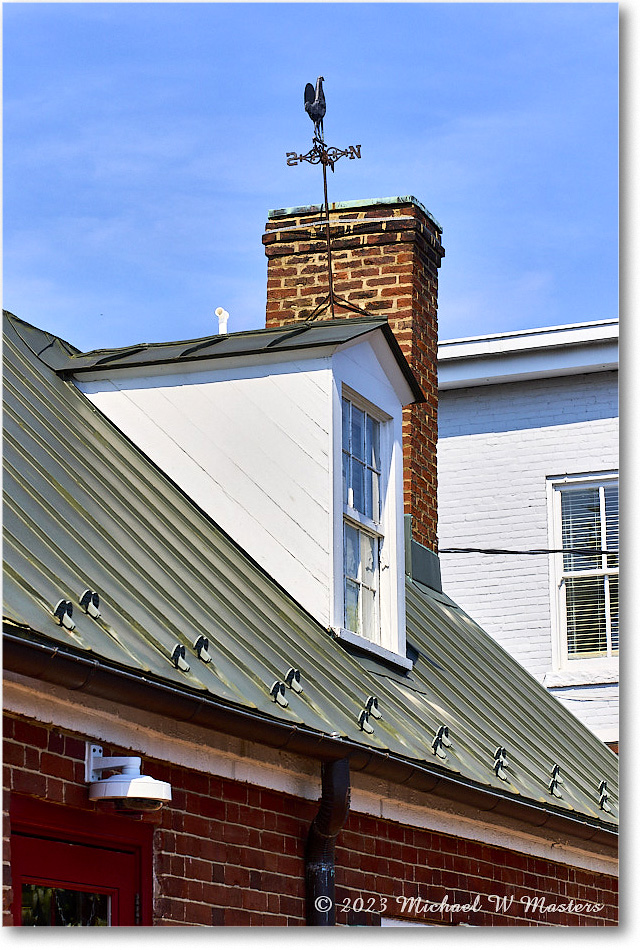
[262,196,445,553]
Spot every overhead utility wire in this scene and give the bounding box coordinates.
[438,547,618,556]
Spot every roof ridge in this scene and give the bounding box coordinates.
[70,314,389,361]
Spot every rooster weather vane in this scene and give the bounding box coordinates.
[286,77,367,320]
[304,75,326,140]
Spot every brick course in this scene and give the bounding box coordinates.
[3,713,617,927]
[263,199,445,551]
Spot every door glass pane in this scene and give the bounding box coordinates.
[21,885,110,926]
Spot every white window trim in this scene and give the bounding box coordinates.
[546,472,619,675]
[334,627,413,670]
[331,382,407,665]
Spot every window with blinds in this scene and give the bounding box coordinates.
[559,482,618,659]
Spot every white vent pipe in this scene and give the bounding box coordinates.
[215,307,229,334]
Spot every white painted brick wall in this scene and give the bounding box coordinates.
[548,685,619,743]
[437,371,618,741]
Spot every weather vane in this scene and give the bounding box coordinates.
[286,77,368,320]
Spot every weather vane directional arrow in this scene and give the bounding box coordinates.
[286,77,367,321]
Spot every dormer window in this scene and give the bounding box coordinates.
[335,384,408,667]
[341,395,384,646]
[342,398,381,521]
[344,522,380,643]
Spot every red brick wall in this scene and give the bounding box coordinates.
[262,199,445,551]
[335,816,618,927]
[149,762,316,925]
[3,714,618,927]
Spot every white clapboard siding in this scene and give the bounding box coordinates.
[79,357,335,625]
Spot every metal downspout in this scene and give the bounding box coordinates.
[305,757,351,926]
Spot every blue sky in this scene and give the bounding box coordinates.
[3,2,618,351]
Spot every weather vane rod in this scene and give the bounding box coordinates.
[286,77,368,321]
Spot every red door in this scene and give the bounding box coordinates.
[10,797,152,927]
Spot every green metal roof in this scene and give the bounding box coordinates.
[3,310,618,830]
[33,313,424,403]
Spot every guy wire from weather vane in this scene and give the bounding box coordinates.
[286,77,369,321]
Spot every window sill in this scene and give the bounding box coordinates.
[343,506,382,536]
[543,669,619,687]
[333,628,413,671]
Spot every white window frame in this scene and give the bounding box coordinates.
[332,382,410,669]
[547,472,618,674]
[341,394,383,645]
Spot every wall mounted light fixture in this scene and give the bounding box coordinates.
[85,742,172,812]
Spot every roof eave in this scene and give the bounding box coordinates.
[3,625,617,850]
[380,322,426,404]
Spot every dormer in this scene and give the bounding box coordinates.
[71,318,424,667]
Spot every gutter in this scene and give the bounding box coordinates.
[3,628,618,850]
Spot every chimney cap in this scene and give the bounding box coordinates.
[267,195,442,232]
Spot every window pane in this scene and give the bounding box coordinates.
[362,588,378,644]
[366,416,380,471]
[351,459,365,514]
[342,398,350,453]
[351,408,365,461]
[364,466,373,520]
[361,533,378,590]
[342,452,349,506]
[345,580,359,634]
[566,576,607,656]
[372,472,380,523]
[343,523,380,643]
[21,885,110,927]
[344,523,360,580]
[604,484,619,569]
[561,489,602,572]
[364,470,381,523]
[609,575,619,652]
